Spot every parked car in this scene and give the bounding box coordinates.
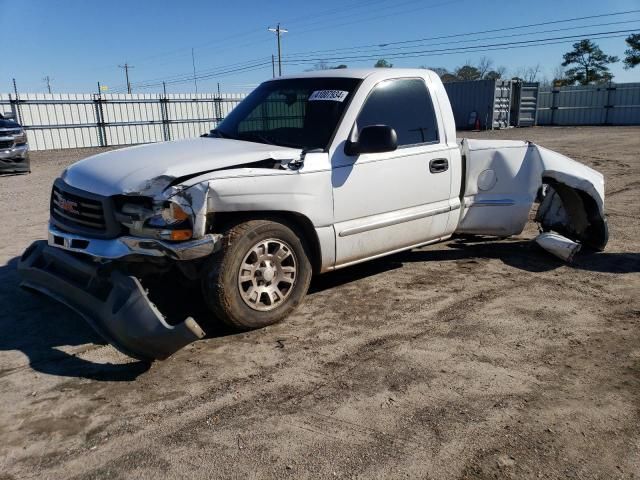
[18,69,608,360]
[0,112,30,174]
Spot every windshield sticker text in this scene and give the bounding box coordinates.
[308,90,349,102]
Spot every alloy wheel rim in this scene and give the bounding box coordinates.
[237,238,297,311]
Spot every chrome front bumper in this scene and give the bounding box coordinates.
[0,143,28,160]
[48,224,222,261]
[0,144,29,173]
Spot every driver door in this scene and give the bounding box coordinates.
[331,77,453,267]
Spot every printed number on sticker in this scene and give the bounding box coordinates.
[308,90,349,102]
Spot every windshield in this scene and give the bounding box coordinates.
[213,77,361,150]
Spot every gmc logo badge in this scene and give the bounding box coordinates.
[59,198,79,214]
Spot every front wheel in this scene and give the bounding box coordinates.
[201,219,312,330]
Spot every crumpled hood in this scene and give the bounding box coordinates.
[62,137,301,197]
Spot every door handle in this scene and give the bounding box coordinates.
[429,158,449,173]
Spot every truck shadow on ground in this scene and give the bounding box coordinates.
[0,257,151,382]
[0,238,636,382]
[309,237,639,293]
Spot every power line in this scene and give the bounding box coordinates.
[285,9,640,58]
[118,0,412,68]
[111,56,272,91]
[112,60,272,92]
[110,9,640,93]
[287,0,466,39]
[285,20,640,61]
[282,30,635,65]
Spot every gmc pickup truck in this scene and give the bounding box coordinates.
[0,112,30,174]
[18,69,608,360]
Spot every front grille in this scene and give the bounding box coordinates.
[0,140,13,149]
[51,185,106,232]
[0,129,20,138]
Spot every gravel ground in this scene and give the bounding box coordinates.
[0,127,638,479]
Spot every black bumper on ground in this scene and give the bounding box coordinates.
[18,241,206,361]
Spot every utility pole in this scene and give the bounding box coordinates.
[191,48,198,94]
[271,54,276,78]
[163,81,167,97]
[118,62,134,94]
[268,23,288,76]
[43,75,52,94]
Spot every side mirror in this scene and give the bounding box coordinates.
[345,125,398,156]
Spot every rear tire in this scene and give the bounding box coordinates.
[201,219,312,330]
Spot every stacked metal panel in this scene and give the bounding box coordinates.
[511,82,539,127]
[443,79,513,130]
[537,83,640,126]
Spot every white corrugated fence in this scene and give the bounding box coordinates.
[0,92,247,151]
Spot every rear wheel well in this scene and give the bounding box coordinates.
[539,177,608,251]
[208,211,323,273]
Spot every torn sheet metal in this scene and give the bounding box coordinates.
[535,232,582,262]
[456,139,608,251]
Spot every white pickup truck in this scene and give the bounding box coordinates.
[18,69,608,360]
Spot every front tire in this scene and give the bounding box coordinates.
[201,219,312,330]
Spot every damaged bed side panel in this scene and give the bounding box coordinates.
[455,139,608,251]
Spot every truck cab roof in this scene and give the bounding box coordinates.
[273,68,437,82]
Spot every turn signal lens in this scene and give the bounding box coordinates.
[170,229,192,241]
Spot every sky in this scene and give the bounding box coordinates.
[1,0,639,94]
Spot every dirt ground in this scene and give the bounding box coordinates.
[0,127,638,480]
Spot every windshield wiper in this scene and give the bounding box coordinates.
[209,129,236,139]
[236,132,277,146]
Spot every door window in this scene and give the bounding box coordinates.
[356,78,439,146]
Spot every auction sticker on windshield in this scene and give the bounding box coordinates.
[308,90,349,102]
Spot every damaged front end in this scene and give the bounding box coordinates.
[18,176,219,361]
[17,138,305,360]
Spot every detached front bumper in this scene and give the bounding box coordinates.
[18,241,207,360]
[48,224,222,261]
[0,144,29,173]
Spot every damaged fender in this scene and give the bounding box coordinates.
[456,139,608,252]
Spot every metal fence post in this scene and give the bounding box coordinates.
[214,94,222,127]
[550,88,558,126]
[8,94,19,122]
[93,93,108,147]
[12,79,23,125]
[160,94,171,141]
[604,83,615,126]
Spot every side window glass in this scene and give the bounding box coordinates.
[356,78,439,146]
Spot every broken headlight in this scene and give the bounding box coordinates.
[145,202,193,241]
[118,199,193,241]
[14,129,27,146]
